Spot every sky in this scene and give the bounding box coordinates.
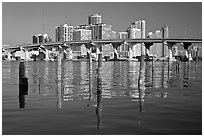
[2,2,202,47]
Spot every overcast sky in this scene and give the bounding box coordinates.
[2,2,202,47]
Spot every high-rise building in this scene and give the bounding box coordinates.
[141,20,146,39]
[88,14,102,25]
[148,26,169,57]
[91,23,112,40]
[119,32,128,39]
[33,35,39,43]
[72,29,92,57]
[128,19,146,56]
[130,19,146,38]
[75,24,91,30]
[127,28,142,57]
[118,32,128,57]
[32,33,52,44]
[38,34,44,43]
[55,24,74,42]
[111,31,117,39]
[73,29,92,40]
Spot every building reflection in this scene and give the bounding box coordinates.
[183,62,190,87]
[63,61,74,101]
[32,61,39,93]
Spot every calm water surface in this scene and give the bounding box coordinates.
[2,60,202,135]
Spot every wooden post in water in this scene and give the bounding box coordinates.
[19,60,28,108]
[196,47,198,69]
[175,56,180,73]
[138,54,145,113]
[152,56,154,88]
[57,50,62,108]
[96,52,102,129]
[88,48,93,100]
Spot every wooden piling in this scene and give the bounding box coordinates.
[96,55,102,129]
[19,60,28,108]
[195,48,198,68]
[98,53,102,71]
[152,56,154,88]
[89,48,93,100]
[138,56,145,112]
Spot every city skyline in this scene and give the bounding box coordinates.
[2,2,202,47]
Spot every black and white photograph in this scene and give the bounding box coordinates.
[2,1,202,135]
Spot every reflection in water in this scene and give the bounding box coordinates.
[63,61,74,101]
[18,60,200,109]
[32,61,39,93]
[183,62,189,87]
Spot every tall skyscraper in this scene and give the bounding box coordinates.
[111,31,117,39]
[129,19,146,56]
[127,28,142,57]
[32,33,52,44]
[148,26,169,57]
[75,24,91,30]
[91,23,112,40]
[33,35,39,44]
[73,29,92,40]
[72,29,92,57]
[118,32,129,57]
[141,20,146,39]
[88,14,102,25]
[131,19,146,38]
[55,24,74,42]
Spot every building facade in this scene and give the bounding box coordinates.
[118,32,128,57]
[32,34,52,44]
[55,24,74,42]
[91,23,112,40]
[72,29,92,57]
[127,27,142,57]
[147,26,169,57]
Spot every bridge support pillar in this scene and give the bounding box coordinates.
[62,49,67,59]
[21,48,31,61]
[124,42,135,60]
[39,45,49,61]
[95,44,103,61]
[144,43,153,59]
[68,48,73,60]
[111,42,121,60]
[44,48,49,61]
[188,50,193,61]
[165,42,176,61]
[181,42,193,61]
[7,51,11,60]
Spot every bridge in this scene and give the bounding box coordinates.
[3,38,202,61]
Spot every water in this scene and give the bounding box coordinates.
[2,60,202,135]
